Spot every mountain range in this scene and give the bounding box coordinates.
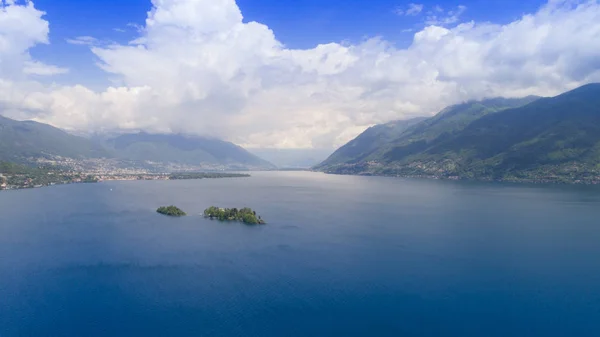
[316,84,600,183]
[101,132,273,169]
[0,116,274,170]
[0,115,109,162]
[4,83,600,179]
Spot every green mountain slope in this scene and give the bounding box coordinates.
[316,96,539,171]
[315,117,427,169]
[0,115,109,163]
[316,84,600,183]
[103,132,275,169]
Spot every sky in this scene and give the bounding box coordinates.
[1,0,600,149]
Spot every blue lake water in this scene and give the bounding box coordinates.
[1,171,600,336]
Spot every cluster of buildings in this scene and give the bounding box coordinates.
[1,156,249,191]
[34,156,234,175]
[95,174,170,182]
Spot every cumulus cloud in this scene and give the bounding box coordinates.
[2,0,600,149]
[0,0,62,78]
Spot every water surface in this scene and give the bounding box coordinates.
[1,172,599,336]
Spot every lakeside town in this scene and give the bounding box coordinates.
[0,171,249,191]
[0,157,251,191]
[33,156,248,174]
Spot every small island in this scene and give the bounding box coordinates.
[157,205,187,217]
[203,206,266,225]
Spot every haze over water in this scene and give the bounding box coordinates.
[1,172,600,337]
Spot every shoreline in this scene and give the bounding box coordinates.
[5,170,600,191]
[0,173,251,192]
[316,170,600,185]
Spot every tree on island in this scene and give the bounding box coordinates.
[157,206,187,217]
[203,206,265,225]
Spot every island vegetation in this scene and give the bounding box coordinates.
[157,206,187,217]
[168,172,250,180]
[203,206,266,225]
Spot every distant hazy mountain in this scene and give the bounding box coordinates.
[0,116,274,170]
[248,148,333,169]
[313,84,600,182]
[102,132,275,169]
[0,115,109,163]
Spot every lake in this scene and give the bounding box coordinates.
[1,171,600,336]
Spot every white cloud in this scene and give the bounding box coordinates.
[23,61,69,75]
[126,22,143,33]
[426,5,467,25]
[1,0,50,78]
[395,3,424,16]
[0,0,67,79]
[407,3,424,15]
[2,0,600,149]
[66,36,100,45]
